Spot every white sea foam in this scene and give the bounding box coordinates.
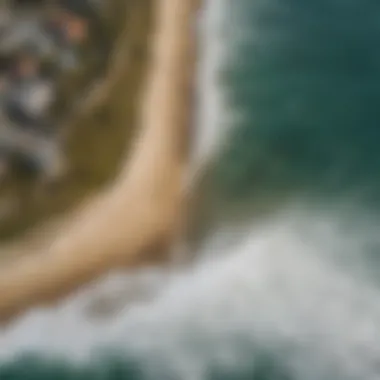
[2,208,380,380]
[1,1,380,379]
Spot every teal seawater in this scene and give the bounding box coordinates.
[2,0,380,379]
[215,0,380,204]
[0,353,291,380]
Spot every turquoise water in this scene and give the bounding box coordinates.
[2,0,380,379]
[214,0,380,204]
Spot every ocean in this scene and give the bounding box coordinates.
[2,0,380,379]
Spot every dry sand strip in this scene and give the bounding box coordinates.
[0,0,199,323]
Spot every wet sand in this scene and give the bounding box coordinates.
[0,0,199,322]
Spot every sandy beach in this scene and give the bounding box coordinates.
[0,0,199,322]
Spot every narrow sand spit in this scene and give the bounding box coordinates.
[0,0,199,322]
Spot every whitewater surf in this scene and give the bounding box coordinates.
[2,0,380,379]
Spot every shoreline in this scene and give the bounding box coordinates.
[0,0,200,322]
[0,0,152,242]
[0,0,154,259]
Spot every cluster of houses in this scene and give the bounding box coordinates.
[0,0,102,183]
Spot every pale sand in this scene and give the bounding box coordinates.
[0,0,199,322]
